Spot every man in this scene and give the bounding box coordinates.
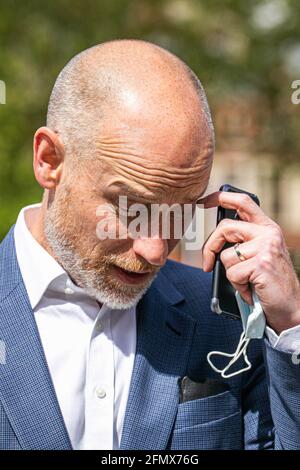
[0,39,300,450]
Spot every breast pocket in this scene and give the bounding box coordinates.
[170,390,242,450]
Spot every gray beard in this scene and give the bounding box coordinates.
[44,215,158,310]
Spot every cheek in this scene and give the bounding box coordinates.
[93,213,133,256]
[95,202,137,243]
[75,210,98,240]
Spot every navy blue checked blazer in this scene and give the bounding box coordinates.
[0,226,299,450]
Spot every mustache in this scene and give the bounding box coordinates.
[107,256,159,274]
[80,252,159,274]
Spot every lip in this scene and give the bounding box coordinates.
[111,264,151,285]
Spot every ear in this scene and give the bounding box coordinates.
[33,127,65,189]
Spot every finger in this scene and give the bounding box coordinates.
[231,281,253,306]
[202,219,266,271]
[198,191,272,225]
[220,237,263,270]
[226,256,258,305]
[197,191,221,207]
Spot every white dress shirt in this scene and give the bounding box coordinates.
[14,204,137,450]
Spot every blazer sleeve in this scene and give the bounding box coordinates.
[241,343,275,449]
[262,338,300,449]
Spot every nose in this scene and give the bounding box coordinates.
[132,236,168,267]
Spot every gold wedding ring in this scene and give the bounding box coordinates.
[233,242,246,262]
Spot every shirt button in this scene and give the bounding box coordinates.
[95,387,106,399]
[64,287,74,295]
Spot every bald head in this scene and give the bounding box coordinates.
[46,39,214,166]
[32,40,215,308]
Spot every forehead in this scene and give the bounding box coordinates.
[92,159,211,206]
[87,101,213,202]
[96,116,212,169]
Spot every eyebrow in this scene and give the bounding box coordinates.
[107,183,156,202]
[107,182,206,205]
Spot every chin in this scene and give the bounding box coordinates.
[83,271,158,310]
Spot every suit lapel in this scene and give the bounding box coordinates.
[120,271,197,450]
[0,228,72,450]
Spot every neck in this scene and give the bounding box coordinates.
[26,194,57,261]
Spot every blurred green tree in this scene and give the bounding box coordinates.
[1,0,300,247]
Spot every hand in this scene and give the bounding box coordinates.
[198,191,300,334]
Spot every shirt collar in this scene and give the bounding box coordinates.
[14,203,84,309]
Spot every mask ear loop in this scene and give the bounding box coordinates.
[207,284,266,379]
[207,331,252,379]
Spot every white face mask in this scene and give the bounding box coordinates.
[207,285,266,379]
